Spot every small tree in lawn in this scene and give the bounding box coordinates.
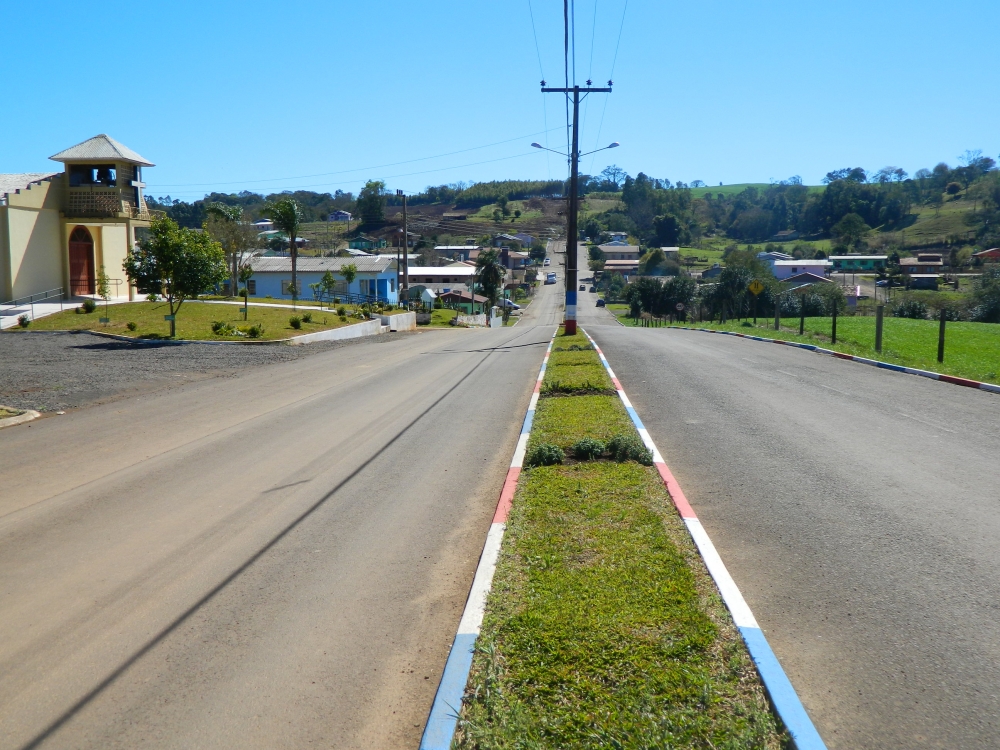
[204,203,257,296]
[238,263,254,320]
[96,265,112,323]
[263,198,303,308]
[341,263,358,303]
[124,215,227,337]
[320,270,337,308]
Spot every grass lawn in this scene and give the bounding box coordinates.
[0,407,22,419]
[458,327,786,748]
[13,300,362,342]
[425,308,459,327]
[669,316,1000,383]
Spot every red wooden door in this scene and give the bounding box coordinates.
[68,226,94,295]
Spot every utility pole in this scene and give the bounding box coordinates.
[541,81,612,335]
[397,190,409,306]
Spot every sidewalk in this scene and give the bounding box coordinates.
[0,296,132,330]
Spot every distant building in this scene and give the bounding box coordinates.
[599,243,641,261]
[770,230,799,242]
[436,245,483,262]
[771,259,830,281]
[784,272,833,288]
[438,289,489,314]
[604,258,639,275]
[899,254,943,275]
[973,248,1000,261]
[908,274,939,290]
[253,218,274,232]
[329,210,352,222]
[829,255,887,272]
[349,234,387,250]
[404,265,475,294]
[701,263,723,279]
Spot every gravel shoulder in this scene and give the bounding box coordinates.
[0,330,411,413]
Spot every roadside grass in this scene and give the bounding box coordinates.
[457,327,787,749]
[12,301,361,342]
[664,317,1000,383]
[427,308,459,326]
[541,361,612,394]
[0,407,22,419]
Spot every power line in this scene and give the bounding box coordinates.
[151,127,562,189]
[589,0,628,176]
[526,0,551,180]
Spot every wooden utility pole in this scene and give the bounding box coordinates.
[397,190,409,305]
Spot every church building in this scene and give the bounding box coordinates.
[0,135,154,303]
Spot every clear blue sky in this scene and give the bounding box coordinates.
[3,1,998,199]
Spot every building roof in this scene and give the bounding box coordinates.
[0,172,59,201]
[973,248,1000,257]
[784,272,833,285]
[435,245,482,251]
[604,259,639,268]
[908,274,941,278]
[250,256,393,274]
[899,257,943,266]
[774,259,830,266]
[828,255,887,261]
[406,266,475,276]
[660,246,680,253]
[49,134,154,166]
[439,290,489,303]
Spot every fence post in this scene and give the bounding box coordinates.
[938,308,946,363]
[831,303,838,344]
[875,305,884,353]
[799,302,805,335]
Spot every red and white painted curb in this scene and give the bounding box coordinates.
[419,331,554,750]
[582,327,827,750]
[674,326,1000,395]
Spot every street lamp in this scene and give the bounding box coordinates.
[530,141,620,334]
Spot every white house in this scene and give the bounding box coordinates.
[404,265,475,293]
[770,259,830,281]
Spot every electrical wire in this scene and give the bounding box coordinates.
[152,127,562,189]
[526,0,551,180]
[588,0,628,177]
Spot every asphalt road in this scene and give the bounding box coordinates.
[581,312,1000,749]
[0,287,560,749]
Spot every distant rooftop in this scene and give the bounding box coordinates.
[49,134,154,166]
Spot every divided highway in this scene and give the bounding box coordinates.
[0,289,560,749]
[578,299,1000,749]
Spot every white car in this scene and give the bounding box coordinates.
[543,258,551,266]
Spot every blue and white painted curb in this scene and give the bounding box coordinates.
[419,331,556,750]
[673,326,1000,395]
[583,327,827,750]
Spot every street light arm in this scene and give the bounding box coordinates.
[578,142,620,158]
[530,142,568,158]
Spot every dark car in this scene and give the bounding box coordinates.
[596,298,606,307]
[579,284,585,291]
[589,286,596,292]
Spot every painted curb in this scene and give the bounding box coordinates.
[71,317,385,346]
[419,330,556,750]
[582,327,827,750]
[0,408,41,429]
[671,326,1000,395]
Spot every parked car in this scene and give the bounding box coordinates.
[543,258,551,266]
[579,284,585,291]
[596,298,606,307]
[875,280,889,287]
[589,286,596,292]
[500,299,520,309]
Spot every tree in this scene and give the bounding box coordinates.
[652,213,686,246]
[529,242,547,263]
[600,165,628,190]
[356,180,387,226]
[341,263,358,299]
[96,265,111,321]
[946,182,962,196]
[831,213,870,248]
[123,215,227,337]
[263,198,303,305]
[238,263,254,320]
[205,202,258,295]
[474,248,506,312]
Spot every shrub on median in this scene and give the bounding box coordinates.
[525,443,564,467]
[606,433,653,465]
[571,437,605,461]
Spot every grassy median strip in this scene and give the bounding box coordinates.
[457,329,786,749]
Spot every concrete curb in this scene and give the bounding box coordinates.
[75,318,384,346]
[671,326,1000,395]
[419,330,556,750]
[582,327,827,750]
[0,408,41,429]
